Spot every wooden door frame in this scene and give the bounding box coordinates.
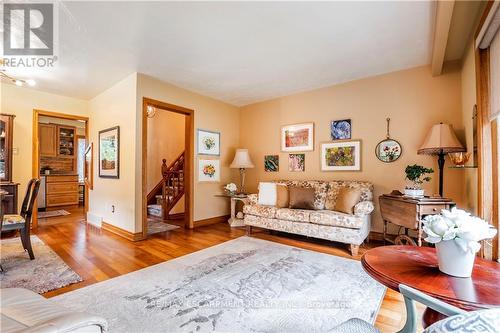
[141,97,194,239]
[32,109,89,229]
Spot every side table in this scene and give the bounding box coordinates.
[215,194,248,227]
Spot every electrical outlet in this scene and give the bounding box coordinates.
[111,205,115,213]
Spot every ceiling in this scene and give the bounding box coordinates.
[4,1,437,106]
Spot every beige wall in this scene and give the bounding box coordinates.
[0,83,88,208]
[239,65,466,232]
[147,110,185,214]
[136,74,240,227]
[460,41,479,214]
[87,73,138,232]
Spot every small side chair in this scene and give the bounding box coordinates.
[1,178,41,261]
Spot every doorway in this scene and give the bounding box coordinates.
[142,98,194,239]
[32,110,89,229]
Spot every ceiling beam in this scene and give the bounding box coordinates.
[431,0,455,76]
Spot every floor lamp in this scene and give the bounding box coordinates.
[230,149,254,194]
[418,123,465,197]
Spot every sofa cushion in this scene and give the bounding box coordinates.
[258,182,277,206]
[276,208,311,222]
[276,184,289,208]
[326,181,373,209]
[309,210,365,229]
[273,180,329,210]
[334,187,362,214]
[243,204,278,218]
[289,186,315,210]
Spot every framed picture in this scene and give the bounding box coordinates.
[198,159,220,182]
[288,153,305,172]
[281,123,314,152]
[330,119,352,140]
[375,139,402,163]
[99,126,120,178]
[321,140,361,171]
[84,142,94,189]
[264,155,279,172]
[197,129,220,156]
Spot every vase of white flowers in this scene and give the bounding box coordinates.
[423,208,497,277]
[224,183,237,195]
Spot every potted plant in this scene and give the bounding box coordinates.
[423,208,497,277]
[404,164,433,197]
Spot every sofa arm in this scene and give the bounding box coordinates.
[354,201,374,217]
[247,194,258,205]
[23,312,108,333]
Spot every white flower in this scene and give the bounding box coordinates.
[224,183,237,192]
[422,215,456,243]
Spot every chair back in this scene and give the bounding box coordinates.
[20,179,41,227]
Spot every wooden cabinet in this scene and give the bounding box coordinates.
[1,114,15,182]
[39,124,57,157]
[0,182,19,214]
[57,126,76,157]
[45,175,79,207]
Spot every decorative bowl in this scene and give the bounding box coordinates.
[448,152,471,167]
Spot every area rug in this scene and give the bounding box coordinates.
[52,237,386,332]
[38,209,70,218]
[147,219,180,235]
[0,236,82,293]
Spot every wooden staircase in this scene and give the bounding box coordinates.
[147,151,185,220]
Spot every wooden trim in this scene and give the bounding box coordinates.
[32,109,89,229]
[492,119,499,261]
[101,222,143,242]
[141,97,195,240]
[194,215,229,227]
[431,0,455,76]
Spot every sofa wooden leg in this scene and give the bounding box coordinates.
[349,244,360,256]
[246,225,252,236]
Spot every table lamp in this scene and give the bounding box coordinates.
[418,123,465,197]
[230,149,254,194]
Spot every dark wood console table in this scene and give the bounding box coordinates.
[379,194,455,246]
[362,245,500,328]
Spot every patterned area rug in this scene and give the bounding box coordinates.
[38,209,71,218]
[52,237,386,332]
[0,236,82,293]
[147,219,180,235]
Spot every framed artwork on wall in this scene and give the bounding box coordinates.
[84,142,94,189]
[288,153,305,172]
[99,126,120,178]
[375,139,402,163]
[321,140,361,171]
[330,119,352,140]
[264,155,279,172]
[281,123,314,152]
[198,159,220,182]
[197,129,220,156]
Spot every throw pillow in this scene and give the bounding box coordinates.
[334,187,362,214]
[275,184,289,208]
[258,182,277,206]
[289,186,315,210]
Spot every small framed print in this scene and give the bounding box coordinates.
[197,129,220,156]
[330,119,352,140]
[198,159,220,182]
[264,155,279,172]
[321,140,361,171]
[375,139,402,163]
[288,153,305,172]
[281,123,314,152]
[99,126,120,178]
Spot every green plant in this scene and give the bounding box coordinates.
[405,164,434,189]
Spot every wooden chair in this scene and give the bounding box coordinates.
[1,179,41,261]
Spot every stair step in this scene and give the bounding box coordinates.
[147,204,163,217]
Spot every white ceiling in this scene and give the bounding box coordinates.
[4,1,435,106]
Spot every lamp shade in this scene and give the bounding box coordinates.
[417,123,465,155]
[230,149,254,169]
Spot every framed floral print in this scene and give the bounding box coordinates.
[330,119,351,140]
[288,153,305,172]
[198,159,220,182]
[197,129,220,156]
[321,140,361,171]
[281,123,314,152]
[99,126,120,178]
[264,155,279,172]
[375,139,402,163]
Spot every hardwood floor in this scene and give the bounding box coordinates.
[31,211,423,332]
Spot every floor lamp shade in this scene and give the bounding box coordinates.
[418,123,465,197]
[230,149,254,193]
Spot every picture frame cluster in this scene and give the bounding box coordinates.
[197,129,221,182]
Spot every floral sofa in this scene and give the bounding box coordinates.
[243,180,374,256]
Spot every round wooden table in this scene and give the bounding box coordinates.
[361,245,500,327]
